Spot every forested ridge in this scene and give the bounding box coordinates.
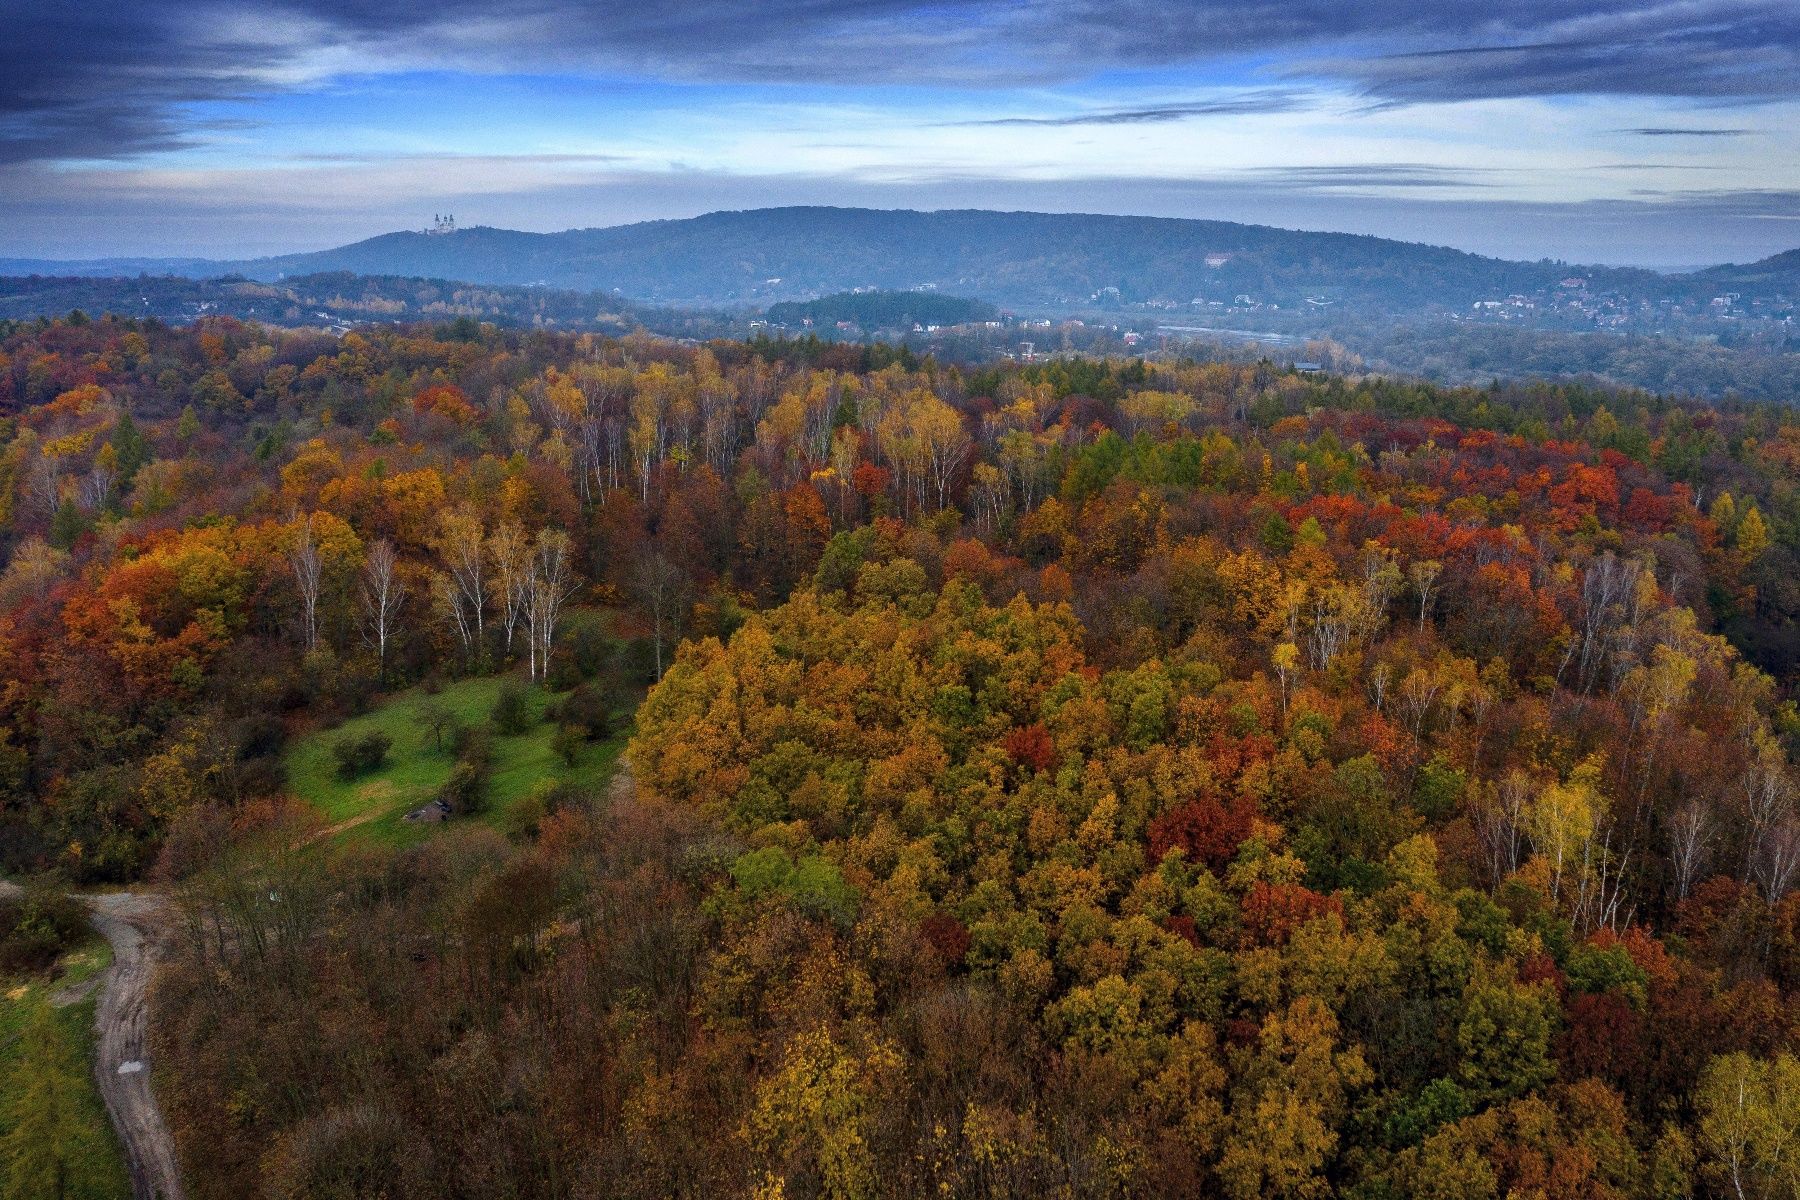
[13,207,1791,310]
[5,311,1800,1197]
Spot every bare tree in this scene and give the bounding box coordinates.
[1754,818,1800,904]
[434,504,487,658]
[1741,729,1794,886]
[524,530,577,682]
[486,522,531,657]
[1367,661,1392,714]
[359,538,407,685]
[1559,552,1649,694]
[431,569,473,664]
[1408,559,1442,630]
[1667,800,1715,901]
[1472,772,1531,889]
[631,548,687,681]
[289,515,323,652]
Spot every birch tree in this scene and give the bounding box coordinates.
[434,504,487,659]
[289,515,323,653]
[359,537,406,685]
[486,521,531,657]
[524,529,576,682]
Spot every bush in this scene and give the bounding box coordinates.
[549,683,612,740]
[438,727,493,815]
[504,779,587,841]
[551,724,584,768]
[234,712,288,760]
[449,721,487,759]
[0,884,89,974]
[331,731,392,780]
[546,610,614,688]
[490,682,533,736]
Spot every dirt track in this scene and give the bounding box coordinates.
[1,881,184,1200]
[87,891,185,1200]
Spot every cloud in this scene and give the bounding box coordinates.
[959,91,1306,126]
[288,152,631,165]
[1243,163,1502,191]
[6,0,1798,164]
[1622,127,1752,137]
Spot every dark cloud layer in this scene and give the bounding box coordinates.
[5,0,1798,163]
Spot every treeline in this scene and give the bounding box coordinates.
[2,313,1800,1194]
[0,271,739,338]
[765,290,998,330]
[1348,321,1800,403]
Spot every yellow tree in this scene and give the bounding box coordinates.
[745,1025,903,1200]
[1218,997,1370,1200]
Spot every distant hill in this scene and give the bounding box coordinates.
[764,290,997,329]
[1698,248,1800,289]
[227,209,1655,308]
[10,207,1787,313]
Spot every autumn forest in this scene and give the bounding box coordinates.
[6,310,1800,1199]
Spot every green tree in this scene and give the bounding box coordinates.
[2,999,82,1200]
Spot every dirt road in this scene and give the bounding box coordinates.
[1,880,184,1200]
[87,891,185,1200]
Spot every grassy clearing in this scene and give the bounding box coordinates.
[0,934,129,1198]
[284,674,627,847]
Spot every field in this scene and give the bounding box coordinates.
[284,674,628,846]
[0,933,130,1198]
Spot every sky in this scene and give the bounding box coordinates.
[1,1,1797,267]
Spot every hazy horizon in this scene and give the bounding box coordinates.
[0,200,1789,274]
[4,2,1797,267]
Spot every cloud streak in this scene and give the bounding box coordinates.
[959,91,1307,126]
[1622,127,1752,137]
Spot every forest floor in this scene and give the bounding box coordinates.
[284,674,628,847]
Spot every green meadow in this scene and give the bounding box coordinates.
[284,675,627,847]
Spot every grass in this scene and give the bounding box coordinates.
[284,673,628,847]
[0,934,131,1198]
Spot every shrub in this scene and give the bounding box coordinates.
[506,790,548,841]
[550,683,611,740]
[234,712,288,760]
[490,682,533,736]
[0,885,89,974]
[438,727,493,815]
[551,724,584,768]
[546,610,614,687]
[331,731,392,780]
[449,721,487,759]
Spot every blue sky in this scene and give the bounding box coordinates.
[2,1,1796,266]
